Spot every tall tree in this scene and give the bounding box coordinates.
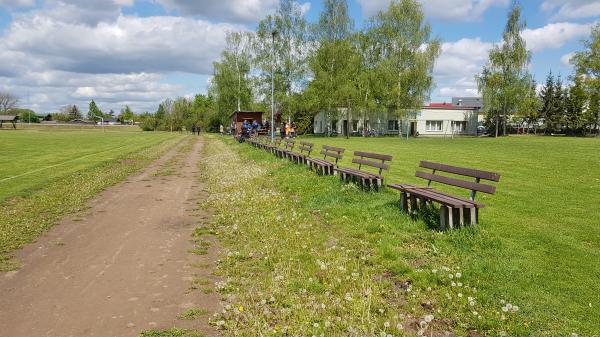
[254,0,309,123]
[120,105,134,124]
[0,91,18,114]
[308,0,355,137]
[87,100,103,121]
[571,23,600,136]
[64,105,81,120]
[517,78,541,133]
[477,2,531,137]
[539,71,555,133]
[224,31,253,112]
[368,0,441,137]
[565,75,588,134]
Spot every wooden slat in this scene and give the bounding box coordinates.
[321,150,343,159]
[323,145,345,153]
[416,171,496,194]
[420,161,500,182]
[352,158,390,171]
[354,151,392,162]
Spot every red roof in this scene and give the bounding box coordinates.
[425,103,478,110]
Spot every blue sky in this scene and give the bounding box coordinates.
[0,0,598,113]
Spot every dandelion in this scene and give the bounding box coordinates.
[432,269,438,274]
[419,321,427,329]
[396,323,404,330]
[457,282,463,287]
[448,274,454,279]
[451,282,457,287]
[571,333,578,337]
[239,305,245,312]
[384,321,391,328]
[458,293,463,298]
[424,314,434,323]
[313,322,319,328]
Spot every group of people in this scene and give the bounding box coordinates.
[279,122,297,139]
[190,124,201,135]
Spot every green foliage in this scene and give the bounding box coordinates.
[477,3,531,137]
[15,109,39,123]
[87,100,103,121]
[572,22,600,136]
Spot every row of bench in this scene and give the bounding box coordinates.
[245,136,500,230]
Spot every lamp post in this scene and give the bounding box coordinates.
[271,30,277,142]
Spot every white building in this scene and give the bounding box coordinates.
[312,102,481,137]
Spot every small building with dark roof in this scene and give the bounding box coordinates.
[229,111,264,136]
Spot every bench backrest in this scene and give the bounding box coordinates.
[416,161,500,200]
[320,145,345,166]
[352,151,393,175]
[272,138,282,147]
[284,139,295,150]
[299,141,314,155]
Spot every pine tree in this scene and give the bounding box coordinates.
[565,75,587,135]
[539,71,555,133]
[87,100,102,121]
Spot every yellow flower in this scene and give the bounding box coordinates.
[239,305,245,312]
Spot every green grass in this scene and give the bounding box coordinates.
[203,135,599,336]
[0,129,177,201]
[0,129,184,269]
[177,308,209,320]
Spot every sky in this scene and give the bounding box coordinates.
[0,0,598,114]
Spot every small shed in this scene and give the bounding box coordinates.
[0,115,18,129]
[230,111,264,136]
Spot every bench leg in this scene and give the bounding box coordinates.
[447,206,454,229]
[469,208,478,225]
[439,206,447,230]
[459,207,465,227]
[410,195,418,214]
[400,192,408,212]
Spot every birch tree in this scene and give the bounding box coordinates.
[477,2,531,137]
[572,23,600,136]
[368,0,441,137]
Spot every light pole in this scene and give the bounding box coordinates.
[271,30,277,142]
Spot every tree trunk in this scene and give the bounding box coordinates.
[495,115,499,138]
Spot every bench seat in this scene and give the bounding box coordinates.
[334,151,392,189]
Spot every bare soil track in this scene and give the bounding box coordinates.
[0,137,221,337]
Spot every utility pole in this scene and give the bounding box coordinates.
[271,30,277,142]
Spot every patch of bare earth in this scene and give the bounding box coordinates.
[0,137,222,337]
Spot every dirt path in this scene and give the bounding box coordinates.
[0,137,221,337]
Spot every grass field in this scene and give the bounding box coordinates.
[202,135,599,336]
[0,128,176,201]
[0,128,183,269]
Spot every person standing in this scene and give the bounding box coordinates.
[219,124,224,136]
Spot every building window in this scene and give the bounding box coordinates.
[426,120,443,132]
[352,120,359,132]
[452,121,467,132]
[331,120,338,130]
[387,120,399,131]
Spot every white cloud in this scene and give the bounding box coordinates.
[521,22,593,52]
[541,0,600,20]
[358,0,508,21]
[0,0,35,8]
[0,4,245,113]
[432,38,493,100]
[561,52,575,67]
[156,0,279,23]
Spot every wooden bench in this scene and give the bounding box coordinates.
[264,138,282,154]
[274,139,295,158]
[388,161,500,229]
[334,151,392,188]
[287,141,314,164]
[306,145,345,175]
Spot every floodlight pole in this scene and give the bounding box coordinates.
[271,30,277,142]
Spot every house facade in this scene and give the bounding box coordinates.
[312,102,481,137]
